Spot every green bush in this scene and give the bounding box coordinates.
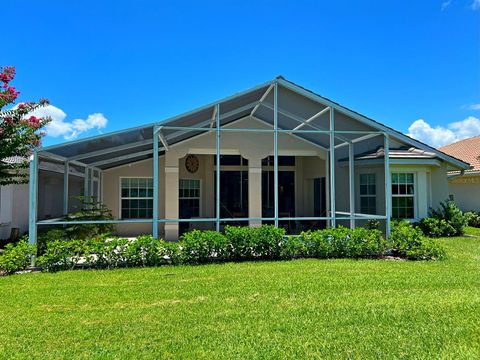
[37,235,181,271]
[464,211,480,228]
[419,217,456,238]
[365,219,381,230]
[37,239,88,272]
[224,225,257,260]
[345,227,387,258]
[252,225,285,259]
[223,225,285,260]
[390,221,445,260]
[280,236,307,259]
[37,229,67,255]
[180,230,229,264]
[122,235,181,266]
[301,230,331,258]
[0,238,36,275]
[428,200,467,236]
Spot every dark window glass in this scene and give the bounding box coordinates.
[262,156,296,166]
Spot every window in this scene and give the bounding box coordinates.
[392,173,415,219]
[359,174,376,214]
[214,155,248,166]
[120,178,153,219]
[262,156,296,166]
[179,179,200,218]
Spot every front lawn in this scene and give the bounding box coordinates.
[0,237,479,359]
[465,226,480,237]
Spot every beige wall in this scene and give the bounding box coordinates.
[0,184,29,239]
[448,175,480,212]
[334,162,449,222]
[97,116,454,239]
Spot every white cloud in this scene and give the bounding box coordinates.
[407,116,480,147]
[441,0,452,10]
[29,105,108,140]
[472,0,480,10]
[465,103,480,110]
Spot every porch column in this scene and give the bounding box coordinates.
[28,150,38,247]
[164,150,179,241]
[248,157,262,227]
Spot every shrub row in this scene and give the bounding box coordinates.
[0,224,446,275]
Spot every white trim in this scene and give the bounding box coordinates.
[358,173,377,215]
[118,176,154,220]
[179,178,202,218]
[391,171,417,221]
[165,167,179,173]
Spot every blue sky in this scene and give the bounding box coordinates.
[3,0,480,147]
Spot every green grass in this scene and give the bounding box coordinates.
[465,226,480,237]
[0,237,479,359]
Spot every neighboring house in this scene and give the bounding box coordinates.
[0,157,29,240]
[19,77,470,243]
[0,157,84,240]
[439,136,480,212]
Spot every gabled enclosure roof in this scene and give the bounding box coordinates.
[39,76,470,170]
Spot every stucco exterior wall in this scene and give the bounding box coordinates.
[334,162,447,222]
[447,175,480,212]
[0,184,29,239]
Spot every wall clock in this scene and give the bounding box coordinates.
[185,154,199,173]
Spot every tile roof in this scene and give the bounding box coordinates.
[439,136,480,172]
[355,147,437,160]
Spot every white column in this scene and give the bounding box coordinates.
[248,157,262,227]
[164,151,179,240]
[28,150,38,247]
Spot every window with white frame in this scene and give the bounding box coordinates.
[179,179,200,218]
[120,178,153,219]
[391,173,415,219]
[359,173,376,214]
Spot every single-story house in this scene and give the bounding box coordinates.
[439,136,480,212]
[2,76,471,243]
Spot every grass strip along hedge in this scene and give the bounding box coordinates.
[0,223,445,275]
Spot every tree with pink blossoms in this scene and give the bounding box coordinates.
[0,66,51,185]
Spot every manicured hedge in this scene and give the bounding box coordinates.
[0,224,446,275]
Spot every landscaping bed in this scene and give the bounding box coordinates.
[0,222,445,275]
